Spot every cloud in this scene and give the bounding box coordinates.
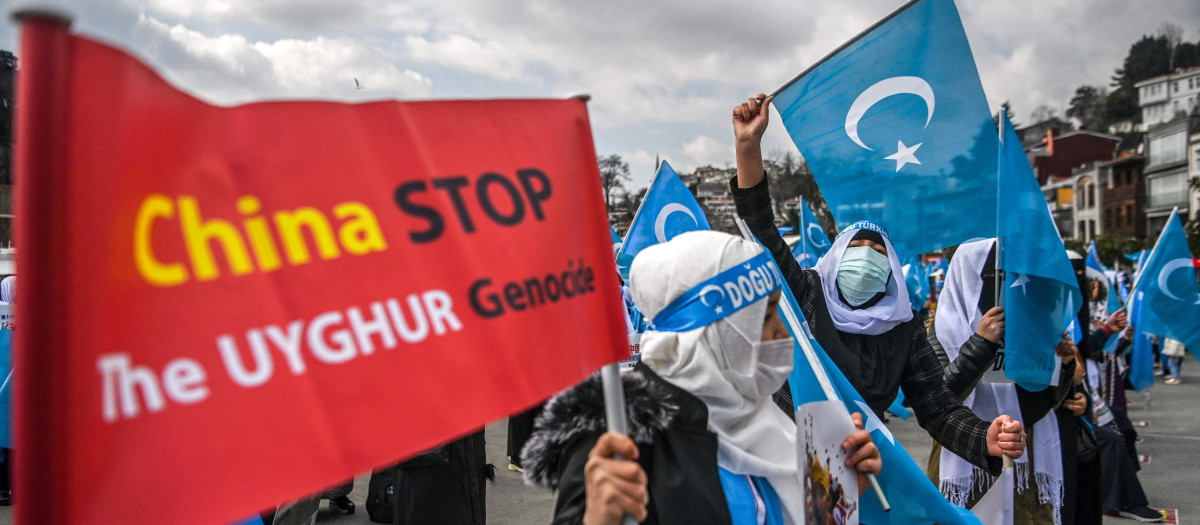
[128,14,434,105]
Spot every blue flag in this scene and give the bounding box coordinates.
[610,225,623,260]
[771,0,997,258]
[790,197,832,269]
[615,160,710,279]
[1086,241,1109,273]
[887,388,912,420]
[997,114,1082,391]
[1132,210,1200,357]
[0,327,9,449]
[1127,291,1156,391]
[903,259,930,312]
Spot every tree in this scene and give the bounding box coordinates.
[993,100,1017,128]
[1029,104,1059,124]
[597,154,630,210]
[1066,85,1109,131]
[0,50,14,187]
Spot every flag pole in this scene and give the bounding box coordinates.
[995,111,1005,311]
[577,90,639,525]
[767,0,921,98]
[735,218,890,512]
[11,9,74,524]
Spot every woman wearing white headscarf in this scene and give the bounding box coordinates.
[729,95,1025,479]
[926,238,1074,524]
[522,231,880,525]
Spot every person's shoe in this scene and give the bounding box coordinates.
[0,490,11,506]
[328,496,355,515]
[1166,378,1181,385]
[508,462,524,473]
[1116,505,1163,522]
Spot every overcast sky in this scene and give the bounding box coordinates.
[1,0,1197,189]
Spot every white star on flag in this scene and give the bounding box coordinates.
[854,400,895,445]
[884,140,922,172]
[1010,273,1031,295]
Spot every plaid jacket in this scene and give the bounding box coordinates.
[731,175,1000,474]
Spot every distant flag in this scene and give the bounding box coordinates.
[1130,209,1200,362]
[997,114,1082,391]
[903,259,929,312]
[610,225,623,260]
[769,0,998,258]
[1086,241,1109,273]
[614,160,710,279]
[1127,291,1157,391]
[790,196,832,269]
[887,388,911,420]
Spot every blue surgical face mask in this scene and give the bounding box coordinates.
[837,246,891,306]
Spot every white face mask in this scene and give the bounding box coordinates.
[719,317,795,399]
[837,245,891,306]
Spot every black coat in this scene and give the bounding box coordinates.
[522,363,732,525]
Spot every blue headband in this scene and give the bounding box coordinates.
[838,220,890,241]
[649,250,781,332]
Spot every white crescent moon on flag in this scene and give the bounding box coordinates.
[844,76,935,151]
[807,223,829,249]
[654,203,698,243]
[1157,258,1194,301]
[699,284,726,306]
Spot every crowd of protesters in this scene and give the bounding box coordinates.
[224,93,1192,525]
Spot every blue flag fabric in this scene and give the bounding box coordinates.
[610,225,623,260]
[1086,241,1109,273]
[771,0,998,258]
[997,114,1082,391]
[615,160,710,279]
[903,259,930,312]
[790,197,832,269]
[887,388,912,420]
[1127,291,1156,391]
[0,327,9,449]
[1132,211,1200,357]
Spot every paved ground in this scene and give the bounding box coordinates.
[0,362,1194,524]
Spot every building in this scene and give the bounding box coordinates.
[1100,153,1147,238]
[1027,130,1121,185]
[1016,117,1073,149]
[1072,162,1104,242]
[1143,116,1195,237]
[1189,129,1200,224]
[1042,176,1075,239]
[1135,67,1200,130]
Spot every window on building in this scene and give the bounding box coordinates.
[1175,81,1180,93]
[1126,205,1133,226]
[1088,184,1095,209]
[1149,130,1187,168]
[1089,220,1096,239]
[1148,172,1189,208]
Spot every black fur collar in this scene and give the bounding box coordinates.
[522,367,679,490]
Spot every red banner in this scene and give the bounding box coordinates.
[14,15,628,524]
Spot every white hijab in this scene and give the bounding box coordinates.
[631,231,803,524]
[813,222,912,335]
[934,239,1063,524]
[0,276,14,305]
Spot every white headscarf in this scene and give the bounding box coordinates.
[0,276,14,305]
[631,230,803,524]
[813,222,912,335]
[934,239,1063,524]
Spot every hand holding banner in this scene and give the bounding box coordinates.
[15,15,628,524]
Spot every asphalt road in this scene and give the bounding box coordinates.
[0,361,1194,524]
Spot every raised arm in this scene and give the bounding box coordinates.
[729,95,812,301]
